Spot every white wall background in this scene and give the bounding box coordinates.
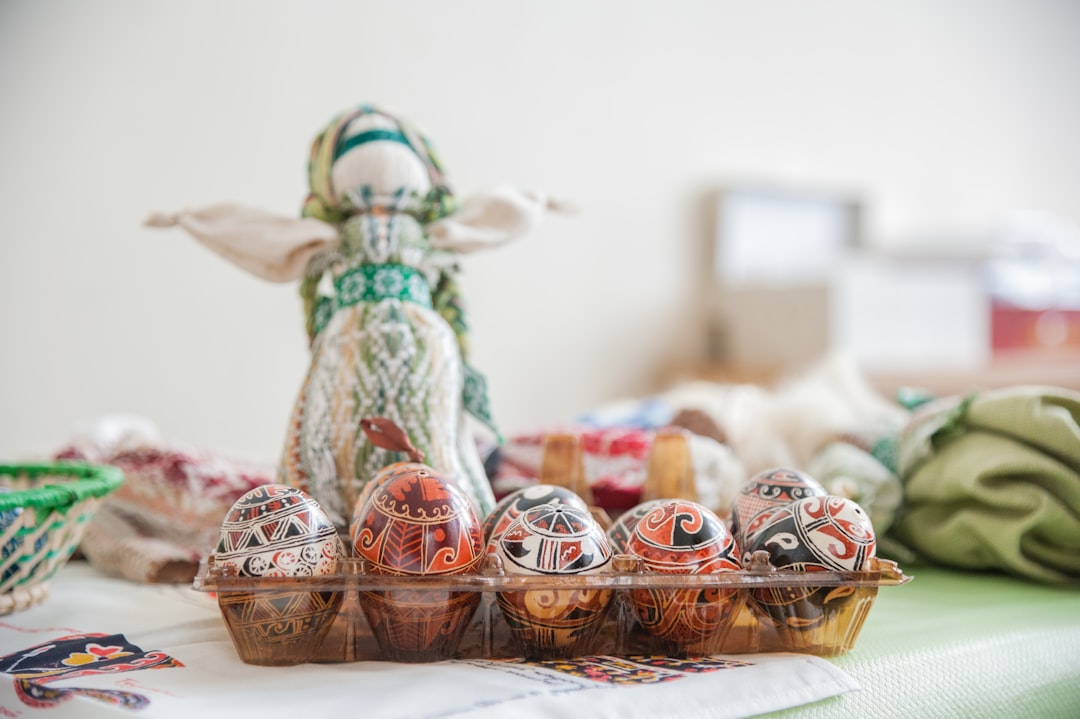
[2,0,1079,459]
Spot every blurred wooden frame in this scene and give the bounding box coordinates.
[711,184,863,288]
[705,184,863,367]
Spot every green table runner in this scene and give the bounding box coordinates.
[765,563,1080,718]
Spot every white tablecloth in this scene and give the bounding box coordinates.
[0,563,857,718]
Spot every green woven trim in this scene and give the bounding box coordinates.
[0,463,124,512]
[313,295,335,336]
[314,264,433,336]
[335,128,412,160]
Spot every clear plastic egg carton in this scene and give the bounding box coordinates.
[193,551,909,666]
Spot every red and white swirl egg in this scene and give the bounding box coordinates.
[744,495,877,631]
[625,500,743,653]
[606,498,668,555]
[745,495,876,572]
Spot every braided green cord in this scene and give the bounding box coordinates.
[299,271,321,344]
[432,272,470,360]
[0,463,124,512]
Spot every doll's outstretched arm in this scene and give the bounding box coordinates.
[145,202,340,282]
[426,187,575,254]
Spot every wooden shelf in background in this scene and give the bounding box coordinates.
[667,349,1080,399]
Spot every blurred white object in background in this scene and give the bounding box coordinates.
[831,254,990,373]
[66,414,164,458]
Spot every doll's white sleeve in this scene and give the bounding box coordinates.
[426,187,575,253]
[145,203,340,283]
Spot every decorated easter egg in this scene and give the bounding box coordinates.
[354,467,484,575]
[493,504,613,659]
[353,467,484,662]
[731,467,826,545]
[606,498,668,555]
[745,495,877,633]
[746,495,876,572]
[349,460,427,544]
[628,500,740,574]
[482,484,589,553]
[213,484,344,665]
[215,484,343,578]
[495,504,612,576]
[625,500,742,654]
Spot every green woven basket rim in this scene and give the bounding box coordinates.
[0,462,124,512]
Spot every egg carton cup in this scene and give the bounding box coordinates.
[194,551,910,666]
[0,463,125,615]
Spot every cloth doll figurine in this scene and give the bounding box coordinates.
[147,104,565,527]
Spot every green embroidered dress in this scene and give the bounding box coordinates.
[280,209,494,527]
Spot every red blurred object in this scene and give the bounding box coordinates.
[991,302,1080,352]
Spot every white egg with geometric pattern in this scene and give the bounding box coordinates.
[494,504,612,576]
[215,484,343,578]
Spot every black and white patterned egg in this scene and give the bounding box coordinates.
[744,495,877,631]
[215,484,343,578]
[745,495,876,571]
[483,484,589,554]
[493,503,613,657]
[731,467,826,546]
[494,504,611,576]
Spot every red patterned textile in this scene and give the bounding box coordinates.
[492,426,655,515]
[55,424,274,583]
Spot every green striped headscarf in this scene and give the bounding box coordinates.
[300,104,458,226]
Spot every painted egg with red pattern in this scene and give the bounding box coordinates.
[627,500,740,574]
[745,495,877,632]
[215,484,343,578]
[483,484,590,554]
[353,467,484,661]
[731,467,826,545]
[745,495,876,572]
[625,500,743,654]
[606,498,668,555]
[350,461,428,544]
[493,504,613,659]
[353,467,484,576]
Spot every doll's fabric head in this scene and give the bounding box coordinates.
[302,104,456,224]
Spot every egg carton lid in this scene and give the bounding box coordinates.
[192,553,910,594]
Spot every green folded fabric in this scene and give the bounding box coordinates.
[889,385,1080,585]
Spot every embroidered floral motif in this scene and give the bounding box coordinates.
[0,632,183,710]
[61,642,133,666]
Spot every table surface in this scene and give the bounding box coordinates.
[765,561,1080,718]
[2,561,1078,718]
